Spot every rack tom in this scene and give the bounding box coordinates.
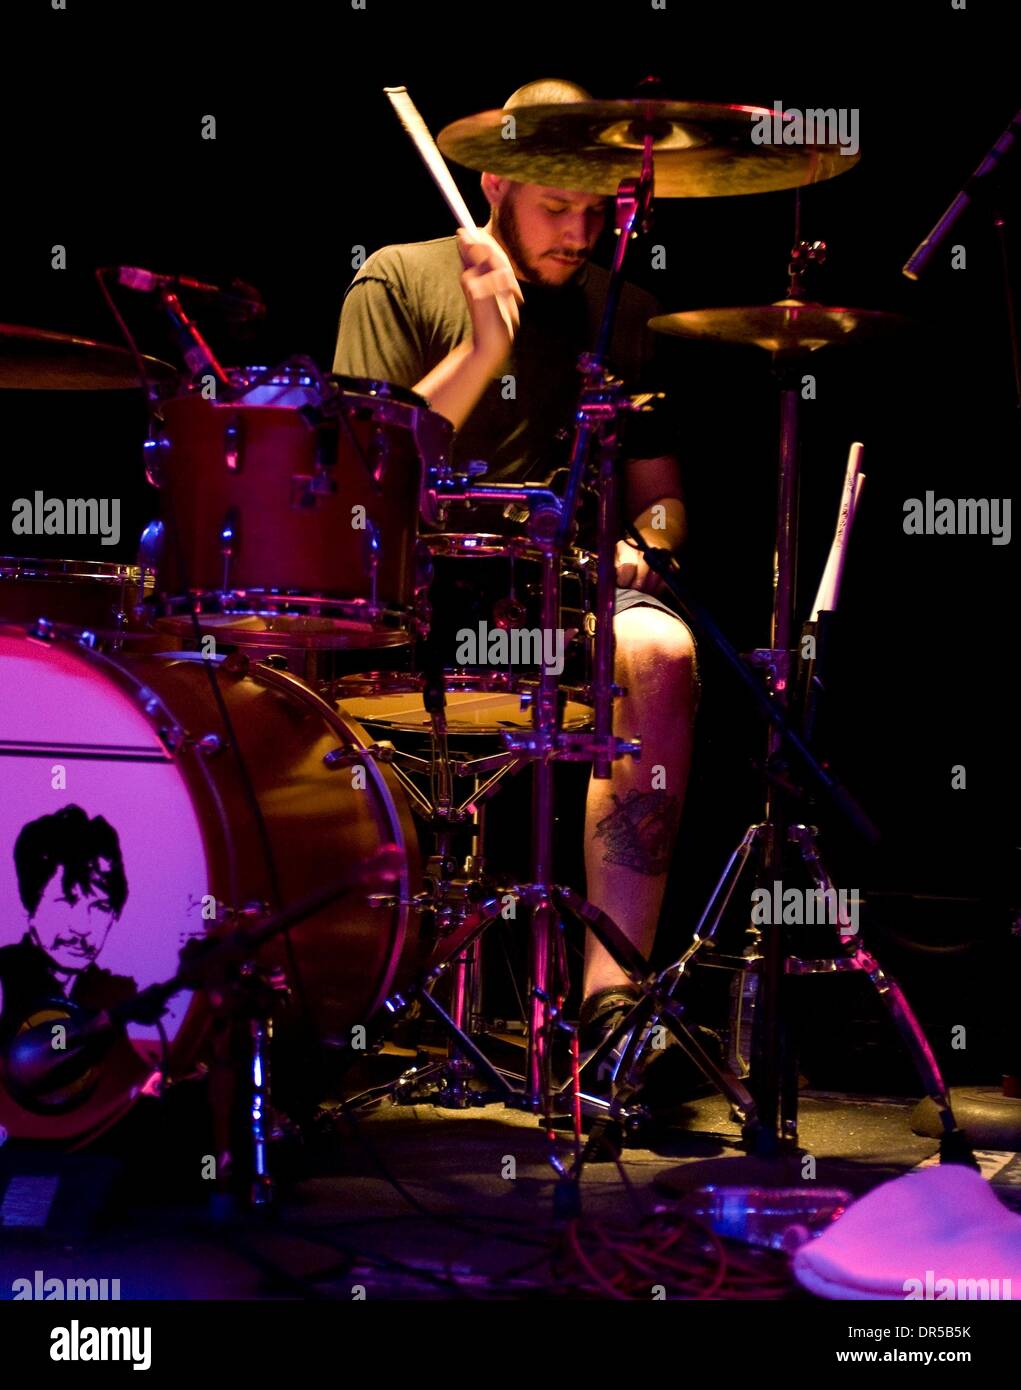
[151,369,451,652]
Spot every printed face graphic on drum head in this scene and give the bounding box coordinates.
[16,805,127,975]
[0,632,212,1052]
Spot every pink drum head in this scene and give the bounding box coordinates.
[0,632,210,1061]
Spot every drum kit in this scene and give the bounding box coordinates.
[0,94,972,1206]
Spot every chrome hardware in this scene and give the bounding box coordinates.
[224,414,243,471]
[143,435,170,487]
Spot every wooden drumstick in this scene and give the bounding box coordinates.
[384,86,477,231]
[384,85,517,338]
[811,441,865,621]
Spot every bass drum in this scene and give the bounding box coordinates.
[0,627,421,1145]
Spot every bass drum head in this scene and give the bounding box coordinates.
[0,629,421,1144]
[0,629,210,1142]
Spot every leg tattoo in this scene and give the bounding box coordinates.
[594,790,680,876]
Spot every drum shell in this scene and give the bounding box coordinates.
[421,537,593,682]
[122,653,424,1046]
[154,385,427,608]
[0,556,154,641]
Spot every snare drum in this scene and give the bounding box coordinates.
[336,670,593,737]
[151,368,452,651]
[0,626,422,1144]
[418,532,594,683]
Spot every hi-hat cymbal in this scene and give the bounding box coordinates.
[0,323,178,390]
[649,300,910,354]
[437,101,859,198]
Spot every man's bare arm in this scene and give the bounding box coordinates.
[624,454,686,544]
[615,455,686,592]
[414,340,498,432]
[414,228,521,430]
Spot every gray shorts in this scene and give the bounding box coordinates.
[614,585,683,622]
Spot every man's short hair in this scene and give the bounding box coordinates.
[504,79,593,109]
[14,805,128,917]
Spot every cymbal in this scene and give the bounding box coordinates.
[0,323,178,390]
[648,300,911,354]
[436,101,859,198]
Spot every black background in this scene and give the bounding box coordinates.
[3,1,1019,1077]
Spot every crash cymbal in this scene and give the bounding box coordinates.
[0,323,178,390]
[436,101,859,198]
[649,300,910,354]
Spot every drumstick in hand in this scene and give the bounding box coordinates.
[384,85,518,337]
[385,85,477,231]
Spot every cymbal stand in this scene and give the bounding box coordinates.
[614,352,974,1162]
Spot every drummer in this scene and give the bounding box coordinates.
[333,80,697,1065]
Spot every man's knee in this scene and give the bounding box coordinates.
[614,606,696,677]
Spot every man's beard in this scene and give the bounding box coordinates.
[495,196,587,287]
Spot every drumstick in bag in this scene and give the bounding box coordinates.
[811,441,866,622]
[384,85,517,333]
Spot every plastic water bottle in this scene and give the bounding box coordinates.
[678,1186,853,1252]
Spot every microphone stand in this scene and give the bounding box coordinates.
[621,522,878,845]
[903,106,1021,410]
[156,288,232,390]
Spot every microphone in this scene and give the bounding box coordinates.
[903,107,1021,280]
[113,266,266,317]
[2,1008,118,1106]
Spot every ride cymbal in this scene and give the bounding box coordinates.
[437,101,859,198]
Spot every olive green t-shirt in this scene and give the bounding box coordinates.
[332,236,672,495]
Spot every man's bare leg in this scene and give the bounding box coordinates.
[582,605,697,998]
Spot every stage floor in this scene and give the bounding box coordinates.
[5,1085,1017,1300]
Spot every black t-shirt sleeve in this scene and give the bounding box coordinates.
[332,274,427,389]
